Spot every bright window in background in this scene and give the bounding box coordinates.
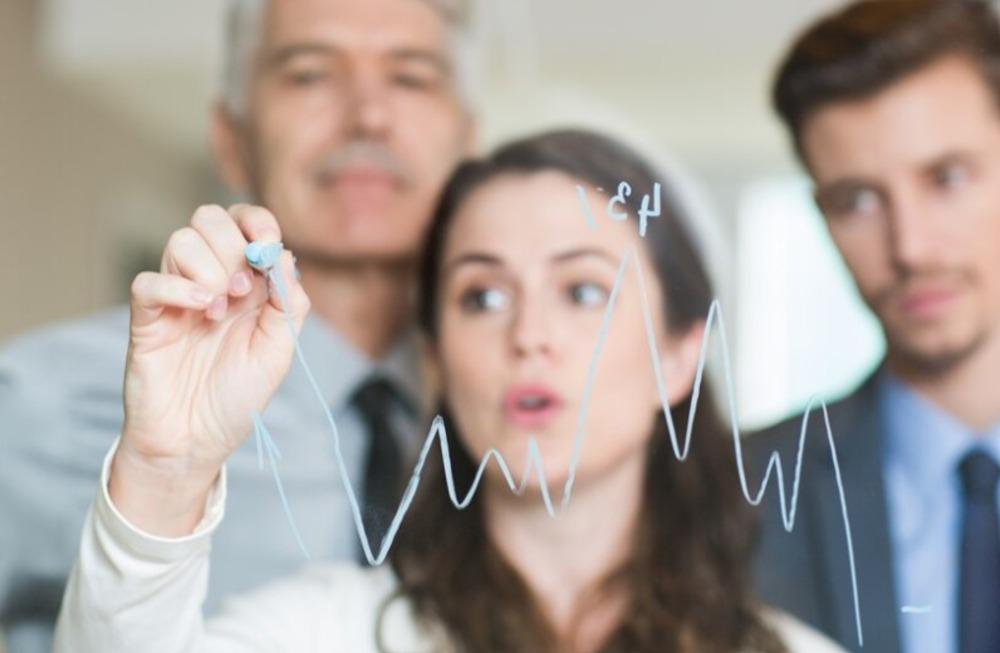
[735,176,885,430]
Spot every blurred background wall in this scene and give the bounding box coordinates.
[0,0,884,432]
[0,0,218,341]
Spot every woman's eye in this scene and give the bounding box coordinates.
[568,282,608,307]
[932,162,968,189]
[459,287,509,313]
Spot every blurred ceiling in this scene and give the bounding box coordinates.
[37,0,845,161]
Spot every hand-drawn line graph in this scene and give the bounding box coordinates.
[250,240,864,648]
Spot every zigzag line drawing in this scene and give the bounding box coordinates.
[253,242,864,647]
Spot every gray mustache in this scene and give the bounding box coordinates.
[314,141,409,184]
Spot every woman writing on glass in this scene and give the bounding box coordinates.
[56,130,844,653]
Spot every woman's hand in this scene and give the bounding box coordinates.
[109,204,310,536]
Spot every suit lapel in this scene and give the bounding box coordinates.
[810,376,902,653]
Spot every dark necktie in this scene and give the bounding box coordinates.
[350,377,404,562]
[958,449,1000,653]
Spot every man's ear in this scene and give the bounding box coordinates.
[656,321,707,409]
[210,102,252,194]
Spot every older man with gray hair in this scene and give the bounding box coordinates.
[0,1,477,651]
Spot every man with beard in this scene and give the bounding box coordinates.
[0,1,476,651]
[751,2,1000,653]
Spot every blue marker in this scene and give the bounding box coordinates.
[245,241,284,272]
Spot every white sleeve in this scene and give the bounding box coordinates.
[53,440,229,653]
[51,441,410,653]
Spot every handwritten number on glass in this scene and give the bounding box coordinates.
[606,182,632,222]
[578,181,662,238]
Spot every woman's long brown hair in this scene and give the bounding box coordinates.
[379,130,785,653]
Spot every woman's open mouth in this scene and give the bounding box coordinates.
[503,384,565,430]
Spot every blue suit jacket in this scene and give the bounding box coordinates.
[749,374,902,653]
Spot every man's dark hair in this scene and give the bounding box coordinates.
[773,0,1000,161]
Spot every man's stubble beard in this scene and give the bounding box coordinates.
[883,320,989,378]
[878,286,990,379]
